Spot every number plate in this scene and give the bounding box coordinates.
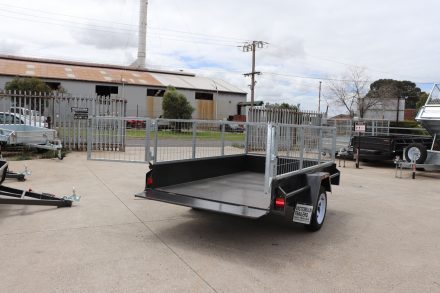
[293,204,313,224]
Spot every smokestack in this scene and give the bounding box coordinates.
[131,0,148,68]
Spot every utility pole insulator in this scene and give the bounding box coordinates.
[241,41,268,109]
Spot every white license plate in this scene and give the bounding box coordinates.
[293,204,313,224]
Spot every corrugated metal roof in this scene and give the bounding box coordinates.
[0,57,162,87]
[0,55,247,95]
[151,73,246,94]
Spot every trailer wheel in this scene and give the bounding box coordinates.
[305,187,327,232]
[405,143,427,164]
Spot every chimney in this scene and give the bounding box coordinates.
[131,0,148,68]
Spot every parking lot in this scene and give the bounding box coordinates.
[1,153,440,292]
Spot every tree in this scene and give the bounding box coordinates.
[5,77,53,111]
[326,67,372,118]
[416,92,429,110]
[5,77,52,93]
[366,79,425,109]
[162,87,194,119]
[265,102,300,111]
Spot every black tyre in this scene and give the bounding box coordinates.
[305,187,327,232]
[405,143,427,164]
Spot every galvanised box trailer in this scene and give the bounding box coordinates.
[134,119,340,231]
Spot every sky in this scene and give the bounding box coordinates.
[0,0,439,115]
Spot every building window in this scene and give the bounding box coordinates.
[96,85,118,97]
[45,82,61,90]
[195,92,213,100]
[147,89,165,97]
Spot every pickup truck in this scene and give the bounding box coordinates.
[136,121,340,231]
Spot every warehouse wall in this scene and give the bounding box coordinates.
[0,76,246,119]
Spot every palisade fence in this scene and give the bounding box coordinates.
[0,91,127,150]
[248,107,323,125]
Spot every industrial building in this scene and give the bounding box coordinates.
[0,55,247,120]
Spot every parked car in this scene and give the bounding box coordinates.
[126,119,146,129]
[218,123,245,133]
[0,112,47,128]
[9,107,46,125]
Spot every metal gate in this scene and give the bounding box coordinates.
[0,91,127,150]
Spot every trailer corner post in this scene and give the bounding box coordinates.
[299,127,305,170]
[244,124,249,154]
[192,122,197,159]
[145,119,151,162]
[220,123,225,156]
[153,120,158,163]
[264,123,276,194]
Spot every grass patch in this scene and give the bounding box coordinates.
[126,129,245,141]
[56,126,245,141]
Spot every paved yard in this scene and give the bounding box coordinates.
[1,153,439,292]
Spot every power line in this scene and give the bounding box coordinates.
[0,3,247,43]
[0,12,241,47]
[268,43,430,82]
[262,71,438,85]
[1,3,436,85]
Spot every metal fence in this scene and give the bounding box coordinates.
[87,117,248,163]
[0,91,126,150]
[248,107,323,126]
[87,117,336,169]
[87,117,337,193]
[326,118,391,149]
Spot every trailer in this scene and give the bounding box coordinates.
[350,135,433,162]
[395,83,440,174]
[134,120,340,231]
[0,124,63,159]
[0,160,80,207]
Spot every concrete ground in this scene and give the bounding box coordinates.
[1,153,440,292]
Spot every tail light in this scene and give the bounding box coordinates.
[146,176,153,187]
[275,197,285,209]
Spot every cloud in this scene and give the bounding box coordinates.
[71,27,138,50]
[0,40,22,55]
[2,0,440,114]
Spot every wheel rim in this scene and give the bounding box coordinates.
[316,192,327,225]
[407,147,421,161]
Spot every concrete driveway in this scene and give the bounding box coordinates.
[1,153,439,292]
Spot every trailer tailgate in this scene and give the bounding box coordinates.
[136,188,269,219]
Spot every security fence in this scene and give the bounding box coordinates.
[0,91,126,150]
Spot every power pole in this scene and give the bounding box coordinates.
[318,81,322,113]
[242,41,267,108]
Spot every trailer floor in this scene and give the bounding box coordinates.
[159,171,269,209]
